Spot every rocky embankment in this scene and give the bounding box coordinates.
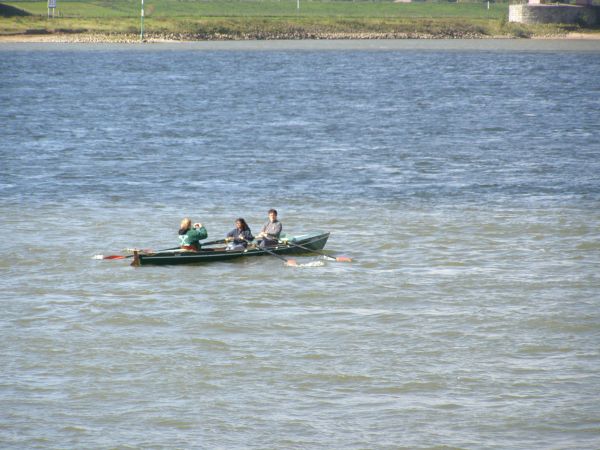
[2,28,596,42]
[1,29,499,43]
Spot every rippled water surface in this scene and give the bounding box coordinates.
[1,41,599,449]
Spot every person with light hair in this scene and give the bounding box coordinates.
[178,217,207,251]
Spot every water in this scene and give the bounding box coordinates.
[1,40,599,449]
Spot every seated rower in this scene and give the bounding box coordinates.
[178,217,207,251]
[225,218,254,251]
[256,209,282,248]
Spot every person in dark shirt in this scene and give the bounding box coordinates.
[225,218,254,251]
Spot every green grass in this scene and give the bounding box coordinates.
[4,0,508,20]
[0,0,587,39]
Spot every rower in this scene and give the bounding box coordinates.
[225,218,254,251]
[256,209,282,248]
[178,217,207,251]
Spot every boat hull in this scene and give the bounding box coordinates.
[135,231,330,266]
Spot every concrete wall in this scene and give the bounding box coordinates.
[509,4,600,25]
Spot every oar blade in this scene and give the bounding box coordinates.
[285,240,351,264]
[335,256,353,262]
[102,255,126,260]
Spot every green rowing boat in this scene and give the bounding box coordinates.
[131,231,330,266]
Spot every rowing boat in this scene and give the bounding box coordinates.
[131,231,330,266]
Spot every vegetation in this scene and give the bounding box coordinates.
[0,0,593,40]
[3,0,509,19]
[0,2,30,16]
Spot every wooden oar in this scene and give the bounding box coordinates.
[259,245,298,267]
[200,238,227,247]
[96,247,180,260]
[96,239,227,260]
[238,236,297,267]
[284,240,352,262]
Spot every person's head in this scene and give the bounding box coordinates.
[180,217,192,232]
[235,218,249,231]
[268,209,278,222]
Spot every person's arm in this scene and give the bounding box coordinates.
[257,222,268,238]
[191,225,207,241]
[233,230,244,244]
[243,230,254,241]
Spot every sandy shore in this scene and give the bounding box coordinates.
[1,31,600,44]
[557,32,600,40]
[1,32,600,54]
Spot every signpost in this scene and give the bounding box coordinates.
[48,0,56,18]
[140,0,145,40]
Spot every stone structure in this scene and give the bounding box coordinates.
[509,3,600,25]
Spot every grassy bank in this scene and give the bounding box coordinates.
[0,0,593,40]
[3,0,509,19]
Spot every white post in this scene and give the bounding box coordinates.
[140,0,145,40]
[297,0,300,12]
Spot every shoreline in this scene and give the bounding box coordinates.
[2,35,600,52]
[1,31,600,44]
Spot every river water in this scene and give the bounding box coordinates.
[1,40,599,449]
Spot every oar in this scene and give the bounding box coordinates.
[200,238,227,247]
[284,240,352,262]
[95,246,180,260]
[260,245,298,267]
[239,236,297,267]
[95,238,228,260]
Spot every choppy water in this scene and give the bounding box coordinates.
[1,40,600,449]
